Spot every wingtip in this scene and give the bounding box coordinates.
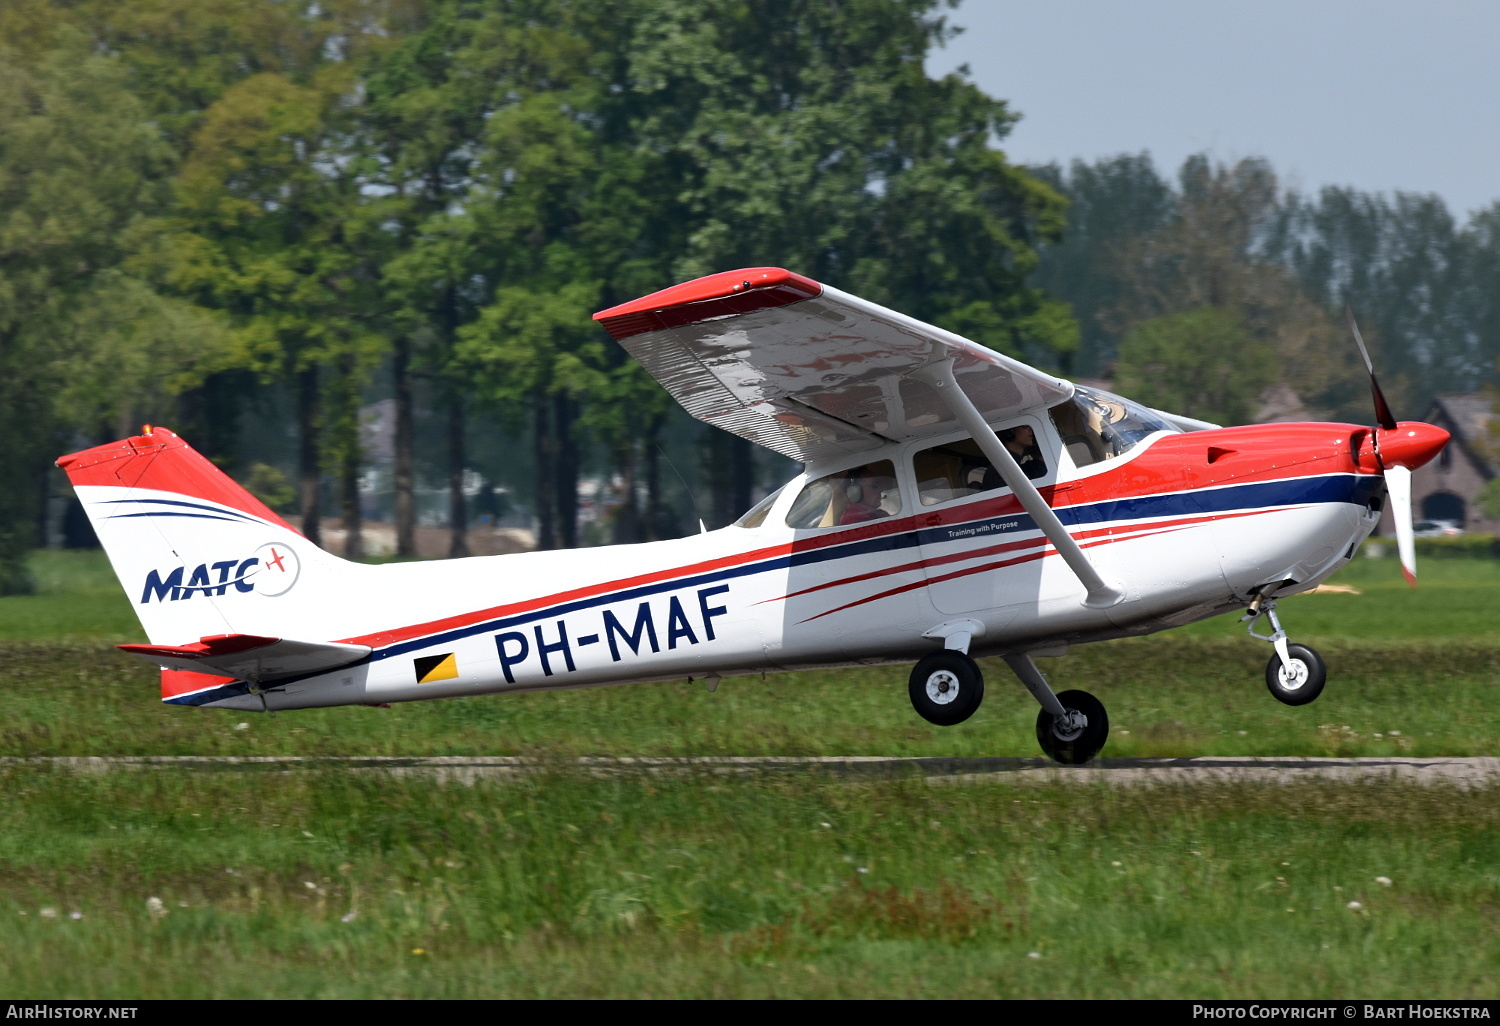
[1402,566,1417,588]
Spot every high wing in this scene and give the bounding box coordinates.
[593,268,1074,463]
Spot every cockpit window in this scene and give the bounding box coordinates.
[913,425,1047,507]
[1049,385,1178,469]
[734,486,785,528]
[784,460,901,529]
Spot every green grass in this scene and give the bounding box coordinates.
[1179,556,1500,642]
[0,551,144,644]
[3,549,1498,998]
[1,770,1496,998]
[2,636,1497,759]
[0,550,1495,759]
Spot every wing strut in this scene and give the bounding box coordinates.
[915,360,1124,609]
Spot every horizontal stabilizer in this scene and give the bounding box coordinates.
[118,634,371,683]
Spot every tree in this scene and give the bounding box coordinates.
[170,61,387,547]
[1030,153,1175,376]
[1116,308,1274,426]
[0,41,218,592]
[372,2,610,553]
[1271,186,1491,411]
[587,0,1075,522]
[1107,156,1362,421]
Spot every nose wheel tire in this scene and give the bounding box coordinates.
[1036,689,1109,765]
[1265,643,1326,706]
[909,651,984,726]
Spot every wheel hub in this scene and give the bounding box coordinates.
[1278,658,1309,691]
[1051,709,1087,742]
[925,670,961,705]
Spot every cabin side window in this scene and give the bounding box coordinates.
[784,460,901,529]
[911,425,1047,507]
[1049,385,1177,469]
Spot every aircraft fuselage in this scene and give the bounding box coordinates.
[189,419,1388,712]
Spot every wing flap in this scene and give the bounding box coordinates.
[119,633,371,683]
[595,268,1073,463]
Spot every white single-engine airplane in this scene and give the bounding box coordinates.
[60,268,1449,763]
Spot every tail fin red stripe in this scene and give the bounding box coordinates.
[56,428,299,535]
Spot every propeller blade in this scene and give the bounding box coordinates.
[1385,464,1417,587]
[1346,305,1398,431]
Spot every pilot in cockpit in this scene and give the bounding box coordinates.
[838,468,898,524]
[998,424,1047,480]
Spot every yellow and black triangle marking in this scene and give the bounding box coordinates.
[414,653,459,684]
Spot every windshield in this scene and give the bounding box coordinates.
[733,485,785,528]
[1049,385,1178,469]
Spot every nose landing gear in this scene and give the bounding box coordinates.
[1243,593,1327,705]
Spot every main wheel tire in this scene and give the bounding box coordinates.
[1036,689,1109,765]
[908,651,984,726]
[1265,644,1326,705]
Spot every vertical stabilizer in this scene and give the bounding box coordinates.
[57,427,351,647]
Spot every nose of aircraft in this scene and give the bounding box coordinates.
[1377,421,1450,470]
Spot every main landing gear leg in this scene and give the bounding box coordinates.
[1242,593,1326,706]
[1004,653,1109,765]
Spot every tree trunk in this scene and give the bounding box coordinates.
[553,391,578,549]
[611,441,641,544]
[339,356,364,561]
[643,414,663,541]
[393,334,416,558]
[341,436,364,561]
[534,391,557,550]
[447,393,468,558]
[297,366,322,547]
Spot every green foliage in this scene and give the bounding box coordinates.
[1116,307,1274,425]
[1040,150,1500,416]
[1479,479,1500,521]
[18,0,1500,562]
[241,463,297,513]
[1030,153,1174,375]
[1413,534,1500,560]
[0,42,191,591]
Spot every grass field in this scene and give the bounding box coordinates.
[2,550,1498,997]
[4,770,1498,998]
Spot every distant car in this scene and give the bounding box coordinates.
[1412,519,1464,537]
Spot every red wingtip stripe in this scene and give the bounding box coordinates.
[56,428,302,535]
[1402,566,1417,588]
[160,668,238,700]
[593,267,823,340]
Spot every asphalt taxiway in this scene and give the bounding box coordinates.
[5,755,1497,787]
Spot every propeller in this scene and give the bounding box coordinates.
[1345,306,1448,587]
[1346,306,1397,432]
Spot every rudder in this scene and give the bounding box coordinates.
[57,427,342,647]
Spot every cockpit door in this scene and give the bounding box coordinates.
[914,415,1067,616]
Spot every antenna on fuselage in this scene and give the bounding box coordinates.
[656,444,709,535]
